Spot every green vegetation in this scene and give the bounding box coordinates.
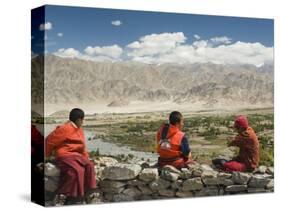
[85,110,274,166]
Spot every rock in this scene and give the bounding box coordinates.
[232,172,251,185]
[88,190,104,204]
[158,189,175,197]
[101,164,142,180]
[200,164,214,172]
[195,187,219,196]
[217,172,232,179]
[266,179,274,189]
[162,165,182,174]
[180,168,192,179]
[111,193,134,202]
[45,163,60,177]
[217,172,233,186]
[45,177,59,192]
[161,170,180,182]
[171,180,183,190]
[192,169,203,177]
[127,179,146,186]
[225,185,247,192]
[139,168,159,182]
[219,178,234,186]
[247,188,266,193]
[99,180,126,193]
[201,170,219,185]
[182,177,203,191]
[149,178,171,191]
[266,167,274,175]
[175,190,193,198]
[256,166,267,174]
[122,187,142,199]
[248,174,272,188]
[94,157,118,167]
[138,186,154,195]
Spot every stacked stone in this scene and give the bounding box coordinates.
[44,157,274,204]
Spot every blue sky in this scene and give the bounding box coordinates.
[31,5,274,66]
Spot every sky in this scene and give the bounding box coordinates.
[31,5,274,66]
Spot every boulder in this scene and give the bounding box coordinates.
[182,177,203,191]
[99,180,126,194]
[161,170,180,182]
[266,179,274,190]
[149,178,171,191]
[139,168,159,182]
[248,174,272,188]
[122,187,142,199]
[180,168,192,180]
[225,185,247,192]
[231,172,251,185]
[266,167,274,175]
[45,163,60,177]
[45,177,59,192]
[127,179,146,186]
[201,170,219,185]
[247,188,266,193]
[256,166,267,174]
[171,180,183,190]
[138,186,154,195]
[217,172,234,186]
[158,189,175,197]
[162,165,182,174]
[93,157,118,167]
[195,187,219,196]
[175,190,194,198]
[101,164,142,180]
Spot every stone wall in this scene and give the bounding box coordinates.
[44,157,274,204]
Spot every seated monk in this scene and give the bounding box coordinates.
[212,115,259,172]
[156,111,193,169]
[45,108,96,206]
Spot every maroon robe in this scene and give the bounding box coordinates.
[55,154,96,198]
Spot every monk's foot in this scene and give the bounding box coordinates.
[53,194,67,206]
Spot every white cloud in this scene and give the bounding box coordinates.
[52,32,273,66]
[127,37,273,66]
[84,44,123,59]
[127,32,187,57]
[54,45,123,62]
[194,34,201,40]
[210,36,232,44]
[54,48,81,58]
[57,32,63,37]
[39,22,52,31]
[193,40,209,48]
[111,20,122,26]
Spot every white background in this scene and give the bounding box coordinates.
[0,0,280,211]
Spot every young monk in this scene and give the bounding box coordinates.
[156,111,193,169]
[213,115,259,172]
[45,108,96,206]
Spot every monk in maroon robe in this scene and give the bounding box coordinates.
[45,108,96,205]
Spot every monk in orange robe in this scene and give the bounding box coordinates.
[45,108,96,205]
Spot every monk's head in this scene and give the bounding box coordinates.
[169,111,184,130]
[234,115,248,133]
[69,108,85,128]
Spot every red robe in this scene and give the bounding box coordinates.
[229,127,259,171]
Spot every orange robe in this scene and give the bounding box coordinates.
[45,121,88,159]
